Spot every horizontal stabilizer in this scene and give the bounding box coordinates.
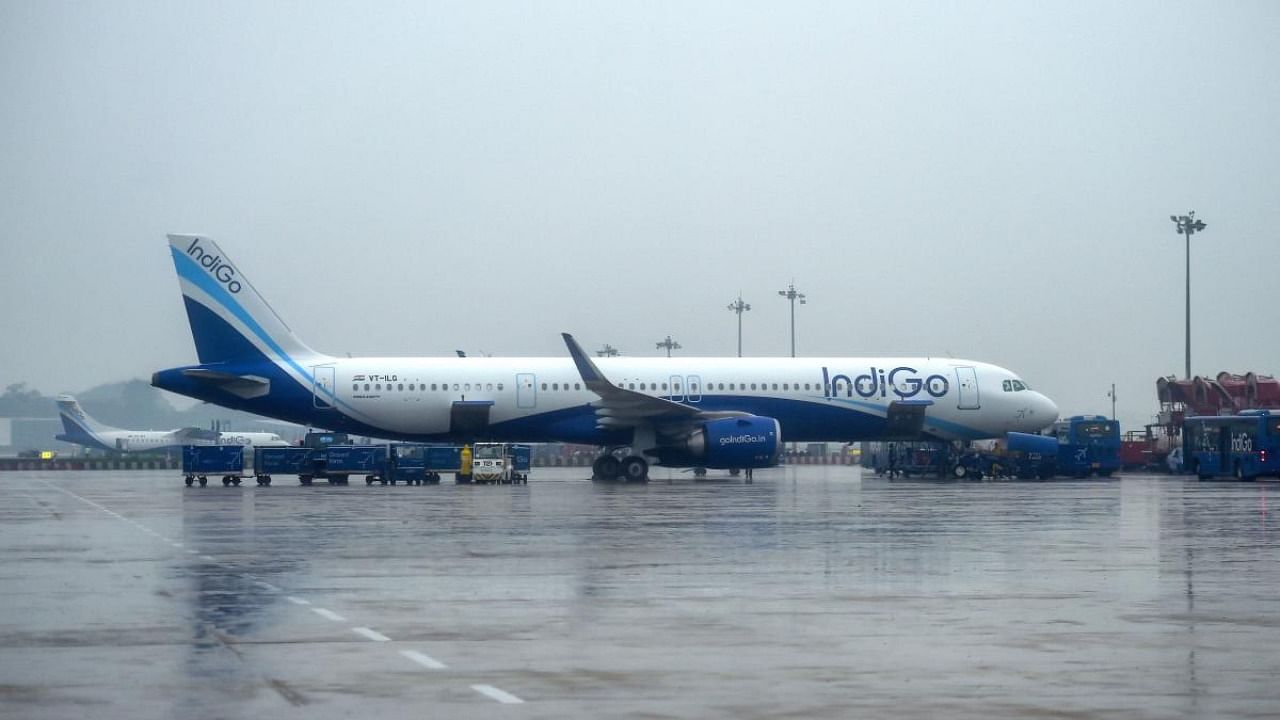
[181,369,271,399]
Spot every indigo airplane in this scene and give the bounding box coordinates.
[55,394,290,452]
[152,235,1058,480]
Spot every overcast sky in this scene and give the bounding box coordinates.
[2,1,1278,430]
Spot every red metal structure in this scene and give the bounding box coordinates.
[1141,372,1280,470]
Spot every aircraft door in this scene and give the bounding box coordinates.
[312,365,336,409]
[516,373,536,409]
[688,375,702,403]
[669,375,684,401]
[955,366,980,410]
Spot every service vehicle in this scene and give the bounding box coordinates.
[470,443,530,484]
[1184,410,1280,480]
[1051,416,1121,477]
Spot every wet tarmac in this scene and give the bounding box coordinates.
[2,466,1278,719]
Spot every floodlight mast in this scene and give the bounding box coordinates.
[1170,211,1207,379]
[727,295,751,357]
[655,335,681,358]
[777,283,806,358]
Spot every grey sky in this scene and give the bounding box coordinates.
[2,1,1278,431]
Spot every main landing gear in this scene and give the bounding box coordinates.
[592,453,650,482]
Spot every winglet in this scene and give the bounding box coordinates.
[562,333,609,387]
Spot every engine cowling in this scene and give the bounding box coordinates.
[655,415,782,469]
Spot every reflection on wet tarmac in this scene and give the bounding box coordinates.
[1,467,1278,719]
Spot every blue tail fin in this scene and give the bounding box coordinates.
[55,394,112,449]
[167,234,321,366]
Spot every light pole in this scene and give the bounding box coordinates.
[727,294,751,357]
[1107,383,1116,421]
[777,283,806,358]
[596,344,620,357]
[655,335,681,358]
[1170,212,1207,379]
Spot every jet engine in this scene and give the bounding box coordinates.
[653,415,782,469]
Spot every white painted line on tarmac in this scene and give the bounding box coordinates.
[352,627,391,642]
[34,479,497,700]
[471,684,524,704]
[400,650,447,669]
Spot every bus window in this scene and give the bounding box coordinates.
[1074,422,1115,439]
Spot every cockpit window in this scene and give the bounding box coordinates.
[1012,380,1027,391]
[1004,379,1030,392]
[1003,380,1013,392]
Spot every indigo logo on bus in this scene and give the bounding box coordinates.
[186,238,243,294]
[821,366,949,400]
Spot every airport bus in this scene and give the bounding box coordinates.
[1184,411,1280,480]
[1051,416,1121,477]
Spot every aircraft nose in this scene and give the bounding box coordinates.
[1036,392,1059,426]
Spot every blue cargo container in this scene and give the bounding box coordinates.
[253,447,314,486]
[425,445,463,473]
[316,445,386,486]
[182,445,245,487]
[511,445,531,480]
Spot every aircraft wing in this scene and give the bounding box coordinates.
[174,427,221,441]
[562,333,749,429]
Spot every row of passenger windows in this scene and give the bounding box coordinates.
[620,381,818,392]
[355,382,505,392]
[354,381,819,393]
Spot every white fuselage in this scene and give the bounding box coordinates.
[93,430,289,453]
[311,354,1056,441]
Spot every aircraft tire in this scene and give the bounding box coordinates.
[621,456,649,482]
[184,476,194,487]
[592,455,621,481]
[198,476,207,487]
